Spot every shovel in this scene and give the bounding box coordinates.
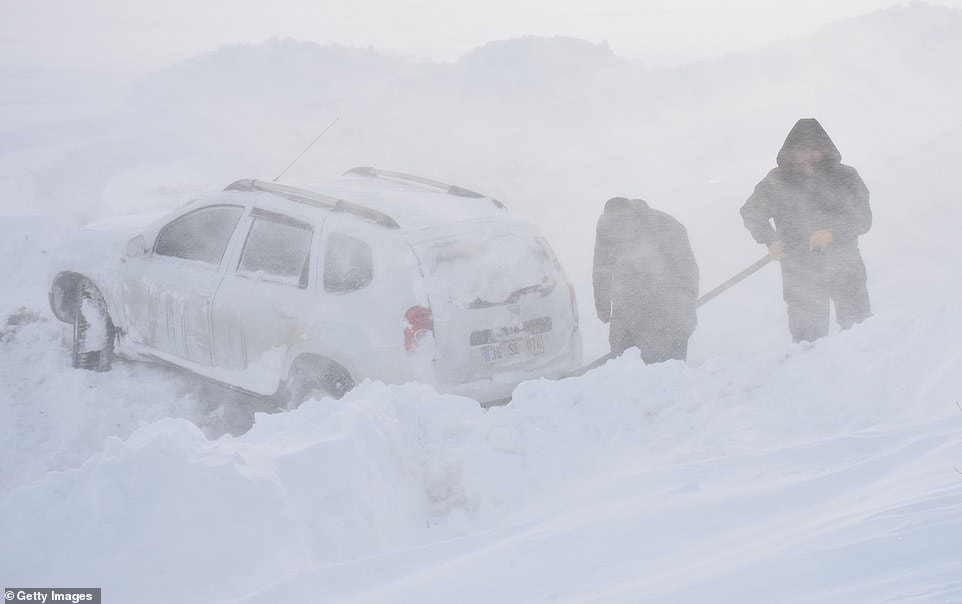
[564,254,774,378]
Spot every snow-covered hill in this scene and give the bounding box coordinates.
[2,2,962,602]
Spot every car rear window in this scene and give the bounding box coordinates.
[418,230,558,307]
[324,232,373,294]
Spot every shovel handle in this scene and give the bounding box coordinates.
[696,254,773,308]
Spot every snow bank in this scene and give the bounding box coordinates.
[2,301,960,602]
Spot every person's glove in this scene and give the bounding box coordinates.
[767,240,786,261]
[809,229,834,251]
[597,306,611,324]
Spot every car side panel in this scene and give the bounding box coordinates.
[121,203,248,367]
[209,209,322,394]
[290,216,426,387]
[123,257,226,364]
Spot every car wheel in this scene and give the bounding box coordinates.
[72,281,115,372]
[278,358,356,409]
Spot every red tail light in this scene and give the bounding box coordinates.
[404,305,434,352]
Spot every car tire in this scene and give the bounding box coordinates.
[72,280,115,372]
[278,358,356,410]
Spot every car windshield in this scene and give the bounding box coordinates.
[417,229,558,308]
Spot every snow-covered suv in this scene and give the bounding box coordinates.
[48,168,582,405]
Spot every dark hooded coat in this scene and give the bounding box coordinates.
[593,197,699,361]
[741,118,872,341]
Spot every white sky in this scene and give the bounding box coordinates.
[5,0,961,73]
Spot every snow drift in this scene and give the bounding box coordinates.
[2,301,961,602]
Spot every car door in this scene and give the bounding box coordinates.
[123,204,245,366]
[209,208,318,394]
[310,218,415,381]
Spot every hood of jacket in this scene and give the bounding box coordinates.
[775,118,842,168]
[604,197,649,214]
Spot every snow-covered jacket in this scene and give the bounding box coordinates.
[593,197,699,331]
[741,118,871,252]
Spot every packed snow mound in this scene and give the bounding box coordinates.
[2,301,961,602]
[816,1,962,60]
[128,37,416,114]
[455,36,623,90]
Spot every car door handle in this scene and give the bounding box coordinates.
[278,306,297,319]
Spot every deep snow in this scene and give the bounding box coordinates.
[2,303,961,602]
[3,3,962,602]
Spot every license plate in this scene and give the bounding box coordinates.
[479,334,545,366]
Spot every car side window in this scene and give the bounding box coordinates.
[154,205,244,265]
[324,232,373,294]
[238,213,313,288]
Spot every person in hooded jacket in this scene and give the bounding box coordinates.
[741,118,872,342]
[593,197,699,363]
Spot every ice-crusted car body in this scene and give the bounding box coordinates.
[49,168,582,405]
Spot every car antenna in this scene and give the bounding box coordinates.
[272,117,340,182]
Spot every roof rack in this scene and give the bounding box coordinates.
[224,179,400,229]
[345,167,506,209]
